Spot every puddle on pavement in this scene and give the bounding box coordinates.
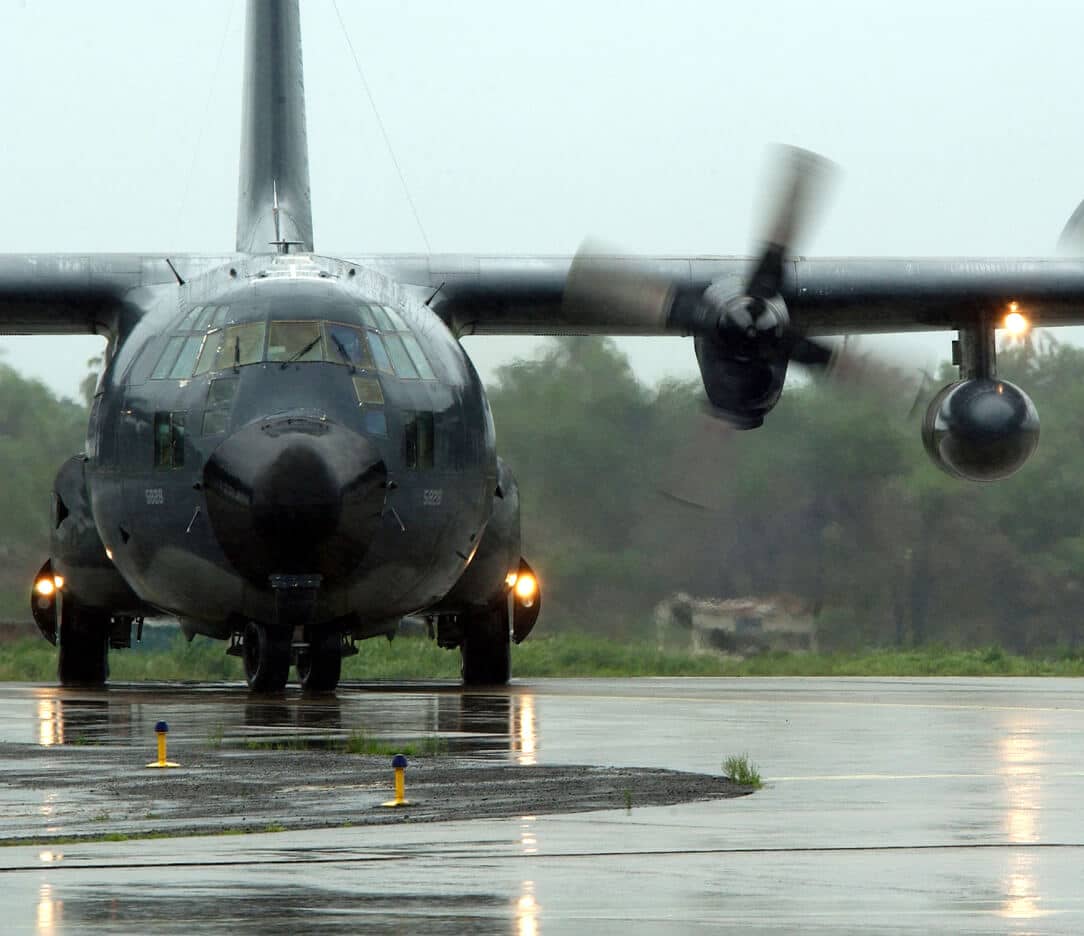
[5,685,541,764]
[31,882,516,935]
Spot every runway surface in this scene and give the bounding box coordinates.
[0,676,1082,933]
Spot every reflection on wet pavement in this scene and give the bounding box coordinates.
[0,678,1084,931]
[14,686,534,762]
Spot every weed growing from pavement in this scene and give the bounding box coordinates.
[723,754,762,789]
[243,738,311,752]
[206,723,225,749]
[238,732,447,757]
[343,731,447,757]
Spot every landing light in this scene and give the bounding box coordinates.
[515,572,538,608]
[52,575,64,590]
[105,548,114,561]
[505,572,519,589]
[1004,303,1030,337]
[35,579,55,598]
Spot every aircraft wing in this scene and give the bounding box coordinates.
[0,255,230,336]
[359,253,1084,338]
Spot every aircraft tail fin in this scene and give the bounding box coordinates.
[236,0,314,254]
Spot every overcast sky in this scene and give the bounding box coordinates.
[0,0,1082,400]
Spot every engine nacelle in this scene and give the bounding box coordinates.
[694,334,788,429]
[922,379,1039,481]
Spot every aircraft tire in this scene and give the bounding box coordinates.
[460,603,511,686]
[297,630,342,693]
[58,598,109,687]
[242,620,290,693]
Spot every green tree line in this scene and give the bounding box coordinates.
[3,337,1083,653]
[489,335,1084,653]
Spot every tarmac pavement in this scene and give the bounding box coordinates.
[0,677,1081,933]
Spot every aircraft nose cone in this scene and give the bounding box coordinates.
[202,415,387,583]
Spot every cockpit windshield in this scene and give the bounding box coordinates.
[153,303,436,382]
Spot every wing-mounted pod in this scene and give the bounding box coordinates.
[922,379,1039,481]
[921,313,1040,481]
[48,456,145,614]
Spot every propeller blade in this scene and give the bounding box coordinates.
[1058,199,1084,255]
[746,145,837,300]
[563,243,676,332]
[788,336,836,370]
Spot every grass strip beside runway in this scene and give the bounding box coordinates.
[2,634,1084,680]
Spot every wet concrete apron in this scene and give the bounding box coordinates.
[1,678,1083,932]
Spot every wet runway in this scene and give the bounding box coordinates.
[1,677,1083,932]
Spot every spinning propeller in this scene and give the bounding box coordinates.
[565,145,839,373]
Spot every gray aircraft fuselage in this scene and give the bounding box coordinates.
[72,253,497,641]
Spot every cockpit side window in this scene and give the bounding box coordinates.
[192,306,217,330]
[176,305,205,330]
[151,336,187,380]
[202,378,239,436]
[175,304,234,333]
[352,376,387,436]
[368,304,396,331]
[399,334,436,380]
[366,332,394,373]
[357,305,379,329]
[168,336,204,379]
[380,305,409,330]
[382,334,419,378]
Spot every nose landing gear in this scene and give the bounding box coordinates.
[296,630,343,692]
[240,574,345,693]
[241,620,291,693]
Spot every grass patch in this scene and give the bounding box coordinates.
[723,753,763,789]
[238,731,447,757]
[3,632,1084,681]
[243,738,311,752]
[342,731,447,757]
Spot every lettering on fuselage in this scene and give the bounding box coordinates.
[144,488,165,506]
[423,488,444,507]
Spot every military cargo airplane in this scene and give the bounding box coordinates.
[12,0,1084,691]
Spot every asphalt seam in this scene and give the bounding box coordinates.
[4,841,1083,874]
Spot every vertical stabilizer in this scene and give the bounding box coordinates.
[236,0,314,254]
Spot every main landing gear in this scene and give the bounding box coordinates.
[58,596,109,687]
[460,602,512,686]
[32,563,110,687]
[295,629,342,692]
[456,559,542,686]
